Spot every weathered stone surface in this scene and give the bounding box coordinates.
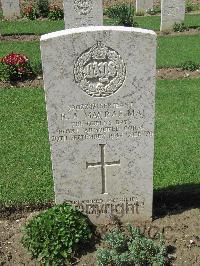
[63,0,103,28]
[41,26,156,224]
[136,0,154,13]
[1,0,20,19]
[160,0,185,31]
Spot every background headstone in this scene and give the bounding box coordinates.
[136,0,154,13]
[1,0,20,19]
[160,0,185,31]
[41,26,156,224]
[63,0,103,28]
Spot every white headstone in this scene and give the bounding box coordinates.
[1,0,20,19]
[161,0,185,31]
[63,0,103,28]
[41,26,156,224]
[136,0,154,13]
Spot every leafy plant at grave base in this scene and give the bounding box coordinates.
[0,53,34,82]
[146,6,161,15]
[173,22,189,32]
[22,5,39,20]
[48,5,64,21]
[96,226,167,266]
[181,61,199,71]
[186,2,193,13]
[105,4,138,27]
[22,203,92,266]
[135,11,145,16]
[37,0,49,18]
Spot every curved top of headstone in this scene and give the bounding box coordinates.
[40,26,157,42]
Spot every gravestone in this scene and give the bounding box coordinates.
[1,0,20,19]
[161,0,185,31]
[40,26,156,224]
[136,0,154,13]
[63,0,103,28]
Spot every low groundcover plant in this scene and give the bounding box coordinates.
[22,203,93,265]
[96,225,167,266]
[0,53,34,81]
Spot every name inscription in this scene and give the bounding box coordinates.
[51,100,153,142]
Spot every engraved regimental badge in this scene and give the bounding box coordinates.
[74,0,93,15]
[74,42,126,98]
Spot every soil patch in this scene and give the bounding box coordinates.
[0,35,40,41]
[0,208,199,266]
[1,68,199,89]
[0,189,200,266]
[157,68,200,80]
[0,78,43,89]
[157,28,200,36]
[1,28,199,42]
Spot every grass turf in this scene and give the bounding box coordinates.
[0,14,200,35]
[0,79,200,206]
[157,34,200,68]
[0,34,200,70]
[0,88,54,206]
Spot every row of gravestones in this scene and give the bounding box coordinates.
[1,0,185,31]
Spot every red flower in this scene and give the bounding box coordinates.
[2,53,29,66]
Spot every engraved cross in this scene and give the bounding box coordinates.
[86,144,120,194]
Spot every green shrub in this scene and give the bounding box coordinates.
[0,62,10,81]
[48,5,64,20]
[96,226,167,266]
[181,61,199,71]
[22,5,39,20]
[0,53,34,82]
[135,11,145,16]
[173,22,189,32]
[186,2,193,12]
[22,203,92,265]
[105,4,138,27]
[37,0,49,17]
[146,7,161,15]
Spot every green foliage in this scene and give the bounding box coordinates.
[37,0,49,18]
[103,229,127,252]
[96,226,167,266]
[146,7,161,15]
[48,5,64,21]
[135,11,145,16]
[181,60,199,71]
[0,62,10,81]
[22,204,92,265]
[105,4,138,27]
[186,2,193,12]
[23,5,39,20]
[0,53,34,82]
[173,22,189,32]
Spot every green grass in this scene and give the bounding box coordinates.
[0,20,64,36]
[1,34,200,70]
[134,14,200,31]
[157,34,200,68]
[0,88,54,206]
[1,14,200,35]
[0,79,200,206]
[154,79,200,190]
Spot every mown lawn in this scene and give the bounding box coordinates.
[0,79,200,206]
[0,34,200,69]
[157,34,200,68]
[0,14,200,35]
